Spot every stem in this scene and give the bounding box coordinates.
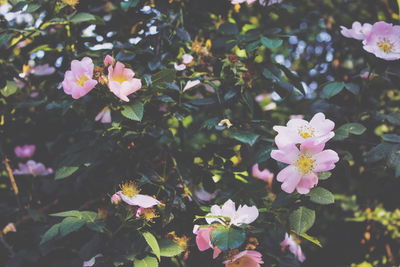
[2,157,19,196]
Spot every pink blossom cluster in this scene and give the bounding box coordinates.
[271,113,339,194]
[341,21,400,61]
[193,199,263,266]
[62,55,142,102]
[13,145,53,176]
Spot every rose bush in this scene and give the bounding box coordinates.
[0,0,399,266]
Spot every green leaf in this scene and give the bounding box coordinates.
[210,227,246,251]
[55,166,79,180]
[365,143,393,163]
[299,233,323,248]
[320,82,345,99]
[289,206,315,234]
[134,256,159,267]
[0,33,13,47]
[382,134,400,143]
[159,240,184,257]
[25,3,41,12]
[219,23,239,35]
[51,210,82,217]
[121,102,144,121]
[344,83,360,95]
[1,81,19,97]
[142,232,161,260]
[121,0,140,11]
[227,129,260,146]
[318,171,331,180]
[333,123,366,140]
[151,69,177,89]
[40,223,60,244]
[308,187,335,205]
[59,217,85,236]
[261,36,283,49]
[69,12,97,24]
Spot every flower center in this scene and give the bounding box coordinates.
[295,154,315,175]
[298,125,315,139]
[120,181,140,197]
[377,39,394,53]
[76,75,90,87]
[113,75,127,84]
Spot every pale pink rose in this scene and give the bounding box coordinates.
[273,112,335,148]
[252,164,274,183]
[13,160,53,176]
[223,250,264,267]
[30,64,56,76]
[174,63,186,71]
[83,254,103,267]
[194,188,218,202]
[206,199,258,226]
[14,144,36,158]
[95,107,112,123]
[192,225,222,258]
[290,114,304,120]
[62,57,98,99]
[280,233,306,262]
[271,141,339,194]
[103,55,115,67]
[107,62,142,102]
[111,193,122,204]
[363,21,400,61]
[116,191,160,208]
[340,21,372,40]
[182,54,194,65]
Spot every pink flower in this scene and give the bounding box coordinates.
[194,188,218,202]
[116,183,161,208]
[95,107,112,123]
[290,114,304,120]
[111,193,122,204]
[30,64,56,76]
[182,54,194,65]
[363,21,400,61]
[271,141,339,194]
[252,164,274,183]
[340,22,372,40]
[62,57,98,99]
[206,199,259,226]
[103,55,115,67]
[14,144,36,158]
[107,62,142,102]
[280,233,306,262]
[13,160,53,176]
[273,112,335,148]
[83,254,103,267]
[223,250,264,267]
[174,63,186,71]
[193,225,222,258]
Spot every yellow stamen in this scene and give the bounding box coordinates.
[166,231,190,250]
[298,125,315,139]
[377,39,394,53]
[142,208,159,222]
[120,181,140,197]
[295,154,315,175]
[113,75,127,84]
[76,75,89,87]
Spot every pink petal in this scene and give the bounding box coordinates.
[271,145,300,165]
[296,173,318,194]
[277,165,302,193]
[309,112,335,135]
[313,149,339,172]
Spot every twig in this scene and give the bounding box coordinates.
[2,157,19,195]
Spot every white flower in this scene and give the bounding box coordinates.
[206,199,259,226]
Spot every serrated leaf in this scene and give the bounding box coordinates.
[261,36,283,49]
[134,256,159,267]
[227,129,259,146]
[289,206,315,234]
[121,102,144,121]
[40,223,60,244]
[59,217,85,236]
[142,232,160,260]
[51,210,82,218]
[69,12,97,24]
[1,81,19,97]
[210,227,246,251]
[55,166,79,180]
[320,82,344,99]
[308,187,335,205]
[333,123,366,141]
[382,134,400,143]
[344,83,360,95]
[151,69,176,89]
[159,240,184,257]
